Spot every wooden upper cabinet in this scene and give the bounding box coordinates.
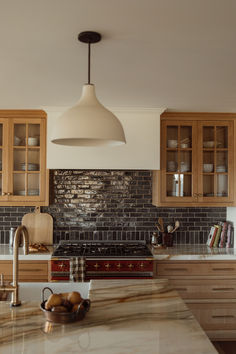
[0,110,49,206]
[153,112,236,207]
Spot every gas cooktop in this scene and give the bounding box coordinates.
[52,240,153,258]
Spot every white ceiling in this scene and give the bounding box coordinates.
[1,0,236,111]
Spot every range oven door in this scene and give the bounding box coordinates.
[85,259,153,280]
[50,258,153,282]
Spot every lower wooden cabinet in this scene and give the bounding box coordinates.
[0,260,49,282]
[154,260,236,340]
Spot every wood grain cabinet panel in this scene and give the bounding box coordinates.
[155,261,236,277]
[0,260,49,281]
[154,260,236,340]
[188,303,236,331]
[169,279,236,299]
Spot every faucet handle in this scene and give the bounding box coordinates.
[0,273,4,286]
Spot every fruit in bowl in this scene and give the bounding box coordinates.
[41,288,90,323]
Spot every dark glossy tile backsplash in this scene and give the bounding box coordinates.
[0,170,227,245]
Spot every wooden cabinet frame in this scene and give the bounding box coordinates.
[154,260,236,340]
[0,110,49,206]
[153,112,236,207]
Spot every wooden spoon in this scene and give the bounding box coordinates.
[158,218,164,232]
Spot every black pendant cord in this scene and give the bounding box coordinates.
[88,42,91,85]
[78,31,101,85]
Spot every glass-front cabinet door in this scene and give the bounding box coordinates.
[0,119,8,200]
[162,121,198,202]
[9,119,45,201]
[198,121,234,202]
[0,111,47,206]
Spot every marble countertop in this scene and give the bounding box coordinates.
[152,244,236,260]
[0,245,54,260]
[1,243,236,261]
[0,279,216,353]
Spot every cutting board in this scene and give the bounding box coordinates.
[22,207,53,245]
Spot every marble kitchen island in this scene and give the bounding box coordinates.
[0,279,216,354]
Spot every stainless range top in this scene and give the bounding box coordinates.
[52,240,153,258]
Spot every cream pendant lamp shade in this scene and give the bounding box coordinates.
[51,31,126,147]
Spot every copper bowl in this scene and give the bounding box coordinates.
[40,287,91,324]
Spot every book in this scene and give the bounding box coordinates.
[206,225,218,247]
[226,223,232,248]
[219,222,228,248]
[213,224,222,247]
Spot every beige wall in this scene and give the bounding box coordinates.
[45,107,164,170]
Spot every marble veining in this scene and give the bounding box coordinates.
[152,244,236,260]
[0,279,216,353]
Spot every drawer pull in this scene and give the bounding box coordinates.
[212,287,234,291]
[164,268,188,272]
[212,268,234,271]
[175,288,188,292]
[212,315,235,319]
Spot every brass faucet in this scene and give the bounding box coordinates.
[0,225,29,306]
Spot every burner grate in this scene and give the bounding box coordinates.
[52,241,153,258]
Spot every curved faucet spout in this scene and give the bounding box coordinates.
[11,225,29,306]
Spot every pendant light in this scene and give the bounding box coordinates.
[51,31,126,146]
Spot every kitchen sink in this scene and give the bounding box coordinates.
[18,281,91,301]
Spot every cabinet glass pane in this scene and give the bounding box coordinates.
[216,126,228,148]
[167,126,178,148]
[166,174,179,197]
[179,174,192,196]
[0,124,2,146]
[203,151,214,173]
[28,124,40,146]
[28,149,40,171]
[203,175,214,196]
[13,174,26,195]
[28,174,40,195]
[203,127,214,148]
[14,124,26,146]
[216,151,228,172]
[180,126,192,148]
[180,151,191,172]
[14,148,26,171]
[217,175,228,197]
[166,174,191,197]
[167,151,178,172]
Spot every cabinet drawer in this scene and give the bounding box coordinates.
[188,303,236,331]
[169,279,236,299]
[0,261,49,281]
[156,261,236,276]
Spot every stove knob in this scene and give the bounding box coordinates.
[94,263,100,269]
[140,263,144,268]
[116,263,121,269]
[128,263,134,269]
[104,263,111,269]
[58,263,65,270]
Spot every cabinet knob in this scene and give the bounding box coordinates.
[1,192,6,196]
[7,192,11,196]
